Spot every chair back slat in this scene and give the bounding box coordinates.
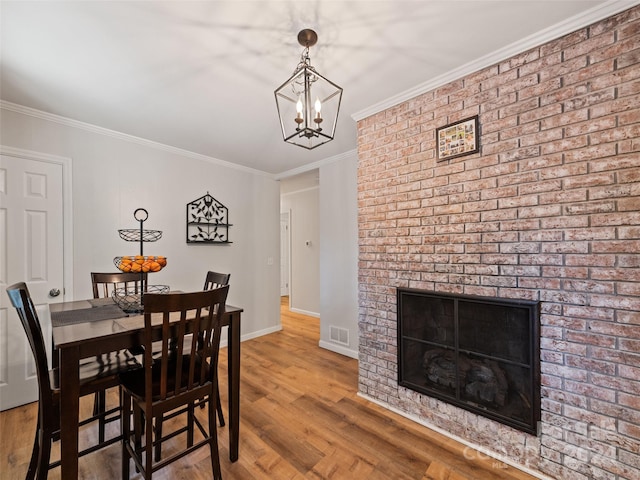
[198,315,216,385]
[142,287,229,402]
[91,272,148,299]
[187,310,201,389]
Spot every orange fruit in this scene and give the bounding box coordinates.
[130,262,142,272]
[157,256,167,267]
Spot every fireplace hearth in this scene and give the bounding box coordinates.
[397,288,540,434]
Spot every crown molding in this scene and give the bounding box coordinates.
[1,99,355,179]
[352,0,640,122]
[274,148,357,180]
[0,100,274,178]
[280,184,320,197]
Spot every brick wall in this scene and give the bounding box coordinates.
[357,6,640,480]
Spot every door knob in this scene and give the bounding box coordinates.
[49,288,61,297]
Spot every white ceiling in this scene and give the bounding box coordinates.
[1,1,631,175]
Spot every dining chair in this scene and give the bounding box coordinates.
[91,271,148,442]
[119,286,229,480]
[152,270,230,462]
[5,282,141,480]
[202,271,230,420]
[203,271,230,291]
[91,271,148,299]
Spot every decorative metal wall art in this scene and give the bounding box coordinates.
[186,192,232,244]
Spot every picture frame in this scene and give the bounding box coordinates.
[436,115,479,161]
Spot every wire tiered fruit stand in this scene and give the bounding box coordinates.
[112,208,168,313]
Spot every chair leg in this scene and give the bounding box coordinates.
[26,413,41,480]
[208,392,223,480]
[216,384,225,427]
[134,405,143,473]
[95,390,106,443]
[92,391,100,416]
[36,427,52,480]
[154,413,163,462]
[120,388,131,480]
[145,407,154,480]
[202,383,225,427]
[187,404,195,448]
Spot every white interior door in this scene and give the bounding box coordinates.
[0,153,64,410]
[280,211,290,296]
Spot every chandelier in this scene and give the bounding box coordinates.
[274,29,343,150]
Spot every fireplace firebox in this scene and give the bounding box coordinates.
[397,288,540,434]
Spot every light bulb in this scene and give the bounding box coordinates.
[295,97,304,125]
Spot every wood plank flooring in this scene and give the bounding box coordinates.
[0,297,538,479]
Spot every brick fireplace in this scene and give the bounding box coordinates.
[357,6,639,480]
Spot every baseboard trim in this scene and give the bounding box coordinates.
[357,393,554,480]
[289,307,320,318]
[219,324,282,348]
[318,340,358,359]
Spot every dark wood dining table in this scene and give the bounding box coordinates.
[50,298,242,479]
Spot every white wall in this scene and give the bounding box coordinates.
[319,154,359,358]
[279,156,359,358]
[1,107,281,340]
[280,185,320,316]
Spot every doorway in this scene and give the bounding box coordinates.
[0,147,72,410]
[279,170,319,316]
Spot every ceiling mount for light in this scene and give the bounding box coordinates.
[274,29,343,150]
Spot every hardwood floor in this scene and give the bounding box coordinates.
[0,297,538,479]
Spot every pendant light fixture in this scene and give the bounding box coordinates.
[274,29,343,150]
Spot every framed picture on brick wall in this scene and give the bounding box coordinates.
[436,115,479,161]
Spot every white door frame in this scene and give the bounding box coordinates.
[280,210,291,297]
[0,145,74,299]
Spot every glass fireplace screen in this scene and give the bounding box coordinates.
[397,288,541,434]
